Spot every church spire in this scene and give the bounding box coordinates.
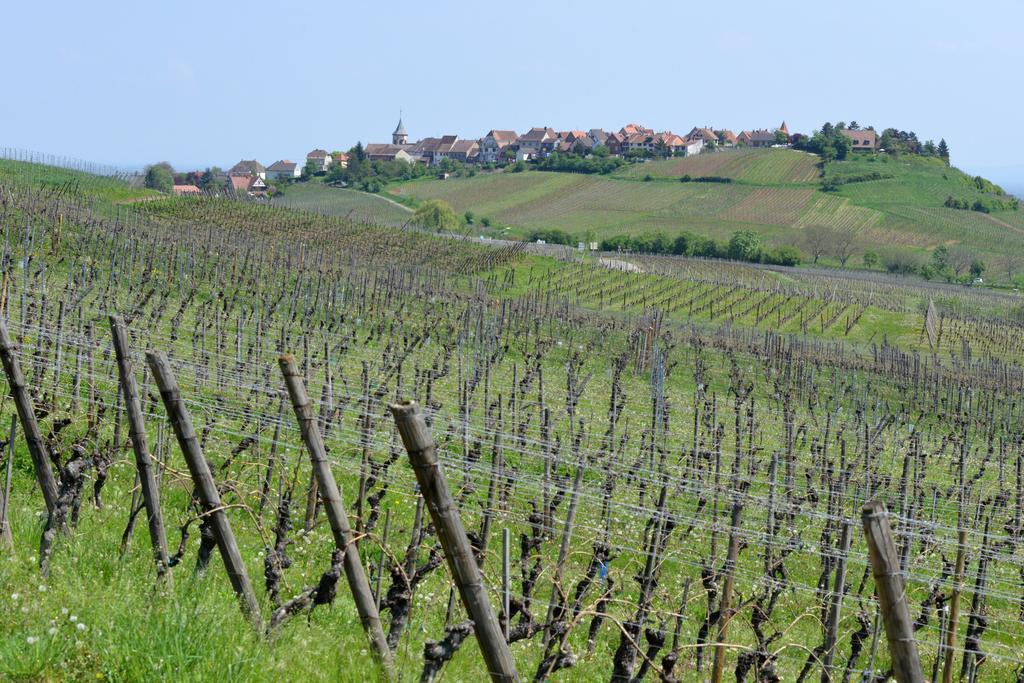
[393,111,408,145]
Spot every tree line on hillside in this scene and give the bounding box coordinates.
[143,162,239,195]
[534,147,626,174]
[793,121,951,163]
[596,230,802,266]
[578,224,1016,285]
[322,143,478,192]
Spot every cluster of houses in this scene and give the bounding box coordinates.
[360,118,803,167]
[175,119,882,197]
[172,149,351,196]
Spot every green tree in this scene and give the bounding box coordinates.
[325,162,347,185]
[351,142,366,162]
[481,217,492,228]
[928,246,954,281]
[937,138,950,163]
[301,160,318,180]
[198,167,220,190]
[762,245,802,266]
[412,199,459,232]
[464,210,475,225]
[727,230,761,262]
[970,260,985,279]
[832,133,852,160]
[774,130,789,145]
[144,163,174,193]
[863,250,880,269]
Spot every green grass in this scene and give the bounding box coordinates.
[273,182,413,227]
[383,151,1024,273]
[613,148,819,184]
[0,159,159,203]
[2,159,1023,682]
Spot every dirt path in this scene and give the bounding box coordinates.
[375,190,414,213]
[598,257,643,273]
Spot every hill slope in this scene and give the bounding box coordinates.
[273,182,413,227]
[381,149,1021,272]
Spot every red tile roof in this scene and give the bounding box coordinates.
[485,130,519,143]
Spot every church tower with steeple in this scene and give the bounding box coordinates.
[392,114,408,145]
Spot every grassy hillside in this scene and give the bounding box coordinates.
[273,182,413,227]
[0,158,159,203]
[613,148,820,184]
[382,150,1022,275]
[3,159,1024,681]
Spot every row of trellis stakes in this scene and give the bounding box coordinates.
[0,314,937,683]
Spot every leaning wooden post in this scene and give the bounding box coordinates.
[861,500,923,683]
[0,318,58,513]
[278,355,395,679]
[147,351,263,630]
[110,316,170,578]
[390,400,519,683]
[941,528,968,683]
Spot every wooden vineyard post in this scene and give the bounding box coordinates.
[147,351,263,631]
[1,416,14,548]
[390,400,520,683]
[941,528,968,683]
[711,501,744,683]
[502,527,511,642]
[0,318,58,513]
[861,500,923,683]
[822,520,853,683]
[278,355,395,679]
[110,316,170,578]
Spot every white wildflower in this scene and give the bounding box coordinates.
[77,623,86,631]
[26,636,38,645]
[69,614,78,622]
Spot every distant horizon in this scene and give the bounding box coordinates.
[3,130,1021,191]
[4,0,1022,187]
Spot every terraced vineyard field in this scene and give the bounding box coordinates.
[614,148,819,184]
[796,194,883,232]
[3,159,1024,682]
[614,148,761,179]
[391,174,759,238]
[734,148,819,183]
[274,183,413,226]
[718,187,816,225]
[386,150,1024,270]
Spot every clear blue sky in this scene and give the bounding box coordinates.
[4,0,1022,186]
